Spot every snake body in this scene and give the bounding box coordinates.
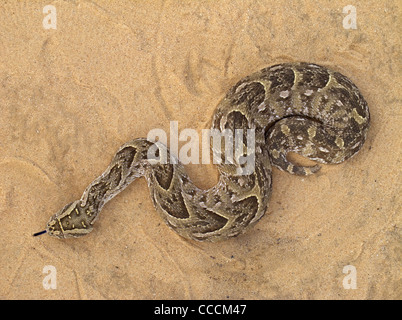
[41,62,370,242]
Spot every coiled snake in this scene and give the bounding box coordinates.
[34,62,370,242]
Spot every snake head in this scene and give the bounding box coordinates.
[46,200,94,239]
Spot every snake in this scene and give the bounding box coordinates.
[34,62,370,242]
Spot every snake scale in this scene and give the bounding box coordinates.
[35,62,370,242]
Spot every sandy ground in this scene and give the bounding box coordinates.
[0,0,400,299]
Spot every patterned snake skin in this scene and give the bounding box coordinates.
[36,62,370,242]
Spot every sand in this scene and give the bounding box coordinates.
[0,0,400,299]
